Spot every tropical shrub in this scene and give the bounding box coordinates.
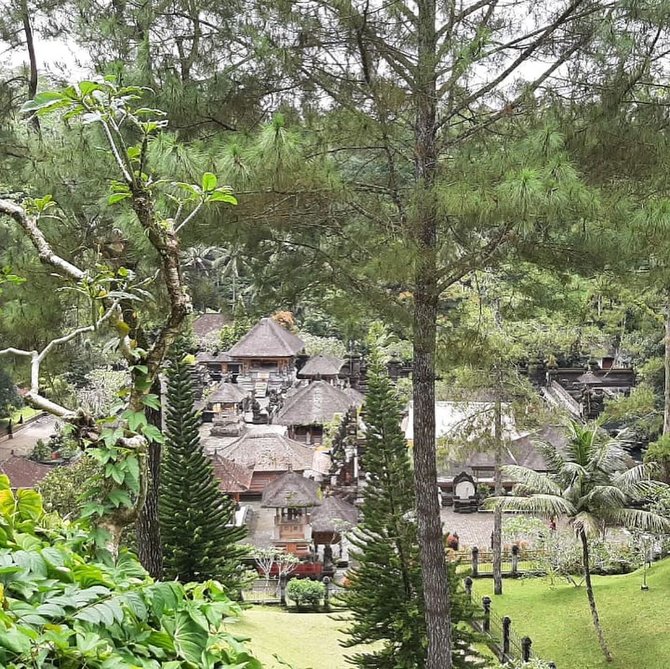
[286,579,325,610]
[0,474,262,668]
[37,455,101,519]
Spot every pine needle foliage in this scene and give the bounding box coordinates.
[160,348,247,589]
[340,346,479,669]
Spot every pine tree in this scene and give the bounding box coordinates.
[341,344,479,669]
[160,349,247,589]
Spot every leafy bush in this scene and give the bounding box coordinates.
[0,474,262,668]
[38,454,101,518]
[286,579,325,610]
[530,530,643,585]
[30,438,53,462]
[501,660,555,669]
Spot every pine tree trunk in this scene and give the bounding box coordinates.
[580,530,613,662]
[20,0,40,133]
[412,3,452,666]
[136,440,162,577]
[135,379,163,577]
[492,394,503,595]
[664,296,670,435]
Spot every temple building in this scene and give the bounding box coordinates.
[275,380,364,444]
[261,471,322,556]
[212,427,328,495]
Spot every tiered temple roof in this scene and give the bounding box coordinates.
[276,380,364,427]
[228,318,305,358]
[261,471,322,508]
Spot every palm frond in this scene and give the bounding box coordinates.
[500,465,562,495]
[584,485,626,509]
[605,507,670,534]
[613,463,658,488]
[486,494,576,518]
[572,511,604,538]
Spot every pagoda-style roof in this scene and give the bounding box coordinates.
[208,382,246,404]
[193,313,231,338]
[196,350,233,364]
[276,380,364,427]
[215,428,314,472]
[577,371,601,386]
[2,456,56,489]
[228,318,305,358]
[210,453,253,494]
[261,471,322,508]
[299,355,345,378]
[310,495,358,534]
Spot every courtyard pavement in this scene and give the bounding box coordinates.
[0,415,58,462]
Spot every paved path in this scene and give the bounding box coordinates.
[0,416,58,462]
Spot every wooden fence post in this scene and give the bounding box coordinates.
[472,546,479,577]
[323,576,331,611]
[502,616,511,661]
[464,576,473,600]
[511,544,519,577]
[521,636,532,661]
[482,596,491,633]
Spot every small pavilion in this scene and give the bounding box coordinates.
[261,471,322,556]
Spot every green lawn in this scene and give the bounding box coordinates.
[0,406,41,429]
[230,560,670,669]
[229,606,354,669]
[476,558,670,669]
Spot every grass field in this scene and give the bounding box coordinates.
[229,606,353,669]
[229,559,670,669]
[476,558,670,669]
[0,406,41,429]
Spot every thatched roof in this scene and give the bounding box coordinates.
[210,454,253,494]
[208,382,246,404]
[261,471,322,508]
[196,351,233,364]
[193,313,231,338]
[215,428,314,472]
[310,495,358,534]
[299,355,344,378]
[276,380,363,426]
[1,456,55,489]
[228,318,304,358]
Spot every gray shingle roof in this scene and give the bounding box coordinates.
[310,495,358,533]
[276,380,363,426]
[228,318,305,358]
[210,454,253,494]
[261,471,322,508]
[215,428,314,472]
[299,355,345,378]
[208,382,246,404]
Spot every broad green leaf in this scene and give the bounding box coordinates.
[0,625,32,654]
[108,192,131,205]
[207,190,237,204]
[171,610,208,664]
[78,80,103,96]
[107,490,132,508]
[201,172,217,192]
[16,489,43,521]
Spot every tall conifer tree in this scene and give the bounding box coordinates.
[160,349,247,588]
[341,340,478,668]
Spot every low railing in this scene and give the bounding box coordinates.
[450,545,549,578]
[464,577,557,667]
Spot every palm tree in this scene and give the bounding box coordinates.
[489,421,670,663]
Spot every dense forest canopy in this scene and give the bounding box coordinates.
[3,1,670,667]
